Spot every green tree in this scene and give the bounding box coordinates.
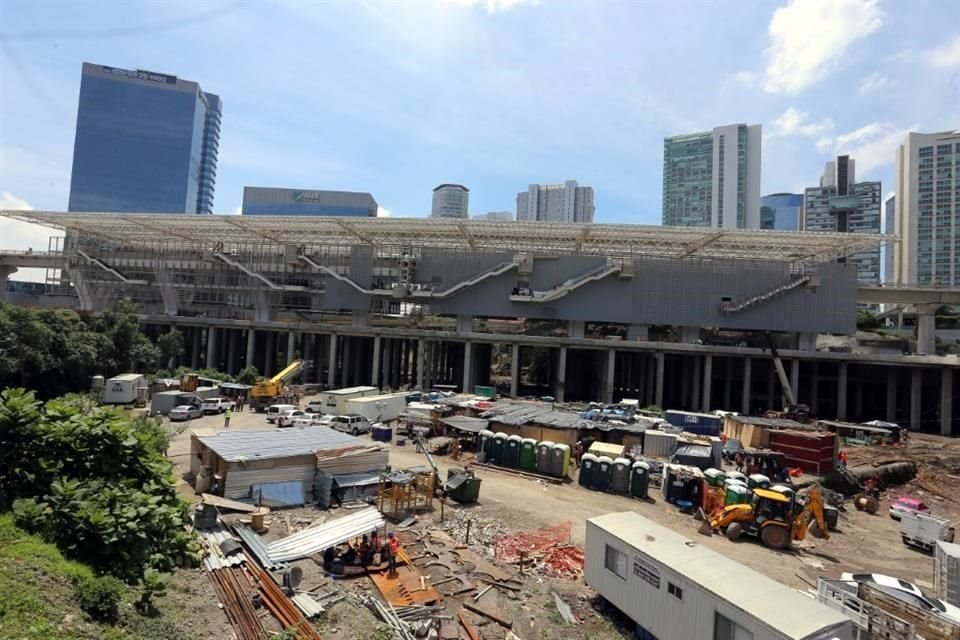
[856,309,880,330]
[156,330,185,368]
[236,365,260,385]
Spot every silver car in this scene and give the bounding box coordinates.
[168,405,202,421]
[329,414,372,435]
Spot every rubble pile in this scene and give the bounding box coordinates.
[494,521,585,578]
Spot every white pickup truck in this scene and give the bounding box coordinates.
[901,510,955,552]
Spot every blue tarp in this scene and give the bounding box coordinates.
[252,481,305,507]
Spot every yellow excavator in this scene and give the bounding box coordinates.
[697,486,829,550]
[250,359,305,412]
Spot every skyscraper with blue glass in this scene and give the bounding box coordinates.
[68,63,221,214]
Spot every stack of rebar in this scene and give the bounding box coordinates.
[249,562,323,640]
[207,565,265,640]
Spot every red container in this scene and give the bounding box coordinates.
[768,430,837,474]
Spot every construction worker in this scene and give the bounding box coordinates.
[386,532,399,577]
[839,450,848,469]
[224,406,232,429]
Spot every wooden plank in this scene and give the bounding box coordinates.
[457,610,480,640]
[201,493,258,513]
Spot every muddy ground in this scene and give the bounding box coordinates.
[161,404,960,639]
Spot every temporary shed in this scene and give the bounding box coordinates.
[643,430,679,458]
[722,415,809,448]
[585,512,853,640]
[345,392,408,423]
[191,427,365,502]
[818,420,890,444]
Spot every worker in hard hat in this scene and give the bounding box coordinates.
[386,532,399,577]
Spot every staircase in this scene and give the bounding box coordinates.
[76,249,147,285]
[214,252,306,291]
[297,254,375,294]
[720,273,811,314]
[412,261,518,299]
[511,263,620,303]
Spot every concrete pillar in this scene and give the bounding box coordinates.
[556,346,568,402]
[456,315,473,334]
[837,363,848,420]
[941,368,953,436]
[372,335,382,388]
[766,369,775,412]
[327,334,338,389]
[645,356,655,406]
[416,338,426,390]
[886,369,897,422]
[681,357,692,410]
[723,357,733,410]
[702,354,713,412]
[391,340,401,389]
[191,327,201,369]
[0,266,17,302]
[206,326,217,370]
[510,343,520,396]
[227,329,238,374]
[911,368,922,432]
[352,309,369,328]
[568,321,585,339]
[741,357,751,415]
[680,326,700,344]
[692,357,701,411]
[915,304,936,354]
[604,349,616,404]
[462,341,473,393]
[790,359,800,405]
[654,352,664,409]
[627,324,649,341]
[341,337,352,387]
[855,380,864,420]
[810,363,820,415]
[287,331,296,365]
[265,332,275,377]
[246,329,256,372]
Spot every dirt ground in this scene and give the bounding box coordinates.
[162,403,960,639]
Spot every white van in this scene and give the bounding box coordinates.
[266,404,297,424]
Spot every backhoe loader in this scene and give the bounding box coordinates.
[697,486,829,550]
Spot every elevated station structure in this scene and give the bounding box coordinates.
[1,211,957,435]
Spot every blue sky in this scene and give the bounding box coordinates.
[0,0,958,236]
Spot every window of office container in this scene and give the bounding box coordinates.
[604,544,627,580]
[715,613,753,640]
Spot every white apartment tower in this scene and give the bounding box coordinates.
[431,184,469,219]
[516,180,595,223]
[893,131,960,285]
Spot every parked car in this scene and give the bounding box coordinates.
[292,413,333,428]
[304,399,326,413]
[722,438,743,462]
[168,404,202,422]
[329,414,372,436]
[277,409,306,427]
[889,496,929,520]
[839,572,960,624]
[266,404,297,424]
[201,398,232,415]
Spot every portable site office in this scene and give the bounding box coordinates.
[585,512,852,640]
[316,386,379,415]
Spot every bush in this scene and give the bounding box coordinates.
[75,574,123,622]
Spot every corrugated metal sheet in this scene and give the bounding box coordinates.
[225,465,315,500]
[266,508,385,562]
[200,523,245,571]
[291,593,325,618]
[643,430,679,458]
[315,446,388,475]
[233,523,288,570]
[252,481,306,507]
[724,415,808,429]
[197,427,362,462]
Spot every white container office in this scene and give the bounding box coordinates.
[316,386,379,415]
[103,373,146,405]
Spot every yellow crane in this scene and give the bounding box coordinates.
[250,359,305,411]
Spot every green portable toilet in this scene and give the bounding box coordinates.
[519,438,537,471]
[725,471,747,485]
[611,457,631,494]
[579,453,598,488]
[630,461,650,499]
[505,435,522,468]
[725,483,749,505]
[748,473,770,491]
[551,443,571,478]
[536,441,555,474]
[491,433,507,465]
[704,468,725,487]
[593,455,614,492]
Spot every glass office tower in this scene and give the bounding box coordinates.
[68,63,222,214]
[759,193,802,230]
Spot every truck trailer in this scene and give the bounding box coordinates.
[344,393,408,424]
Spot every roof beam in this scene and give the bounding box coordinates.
[575,225,592,253]
[334,218,380,248]
[680,231,726,257]
[457,221,476,250]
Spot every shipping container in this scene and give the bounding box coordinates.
[768,430,837,474]
[665,410,722,436]
[316,386,379,415]
[585,512,853,640]
[643,430,679,459]
[936,541,960,607]
[103,373,145,404]
[345,393,408,423]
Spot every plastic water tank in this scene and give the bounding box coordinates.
[611,457,631,494]
[579,453,598,488]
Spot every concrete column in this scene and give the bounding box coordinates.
[723,357,733,410]
[911,368,922,432]
[886,369,897,422]
[352,309,369,328]
[287,331,296,365]
[391,340,401,389]
[916,304,936,354]
[741,357,751,415]
[246,329,256,371]
[941,368,953,436]
[680,326,700,344]
[462,341,473,393]
[855,380,864,420]
[265,332,275,377]
[556,346,568,403]
[191,327,201,369]
[456,315,473,334]
[645,356,655,406]
[766,369,775,412]
[701,354,713,412]
[681,357,692,410]
[327,334,338,388]
[205,326,217,370]
[837,362,848,420]
[627,324,649,341]
[692,357,701,411]
[227,329,238,374]
[510,343,520,397]
[810,363,820,415]
[0,266,17,302]
[416,338,426,390]
[654,352,664,409]
[568,320,585,339]
[341,337,351,387]
[790,359,800,405]
[604,349,616,404]
[372,335,382,388]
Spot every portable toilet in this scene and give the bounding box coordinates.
[505,435,522,468]
[748,473,771,491]
[723,477,747,490]
[593,456,614,492]
[536,441,555,474]
[611,458,631,494]
[704,468,725,487]
[579,453,598,488]
[769,484,796,501]
[491,433,507,465]
[725,470,747,484]
[519,438,537,471]
[725,483,749,505]
[630,461,650,499]
[479,430,495,462]
[551,443,571,478]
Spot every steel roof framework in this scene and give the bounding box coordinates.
[2,211,888,263]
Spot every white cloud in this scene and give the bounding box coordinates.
[926,34,960,68]
[231,207,241,215]
[763,0,884,95]
[445,0,536,14]
[0,192,63,277]
[816,122,913,175]
[377,206,393,217]
[769,106,834,139]
[858,72,889,95]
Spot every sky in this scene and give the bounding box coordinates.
[0,0,958,250]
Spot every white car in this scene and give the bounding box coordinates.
[168,405,202,421]
[277,409,306,427]
[266,404,297,423]
[839,572,960,624]
[304,400,326,413]
[292,413,333,428]
[329,414,372,435]
[201,398,232,414]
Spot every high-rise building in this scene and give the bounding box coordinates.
[893,131,960,285]
[431,184,469,219]
[241,187,377,216]
[662,123,762,229]
[516,180,594,223]
[803,155,881,283]
[472,211,513,221]
[68,62,221,214]
[759,193,802,230]
[884,194,895,283]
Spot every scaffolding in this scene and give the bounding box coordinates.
[377,469,435,519]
